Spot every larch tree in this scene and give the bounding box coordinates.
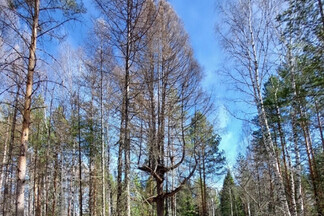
[136,1,209,216]
[92,0,155,215]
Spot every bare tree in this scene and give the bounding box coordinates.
[135,1,208,216]
[217,0,292,215]
[93,0,155,215]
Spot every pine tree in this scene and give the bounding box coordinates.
[190,112,225,215]
[220,170,244,216]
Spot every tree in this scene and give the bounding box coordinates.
[0,0,84,214]
[190,112,225,215]
[278,1,324,213]
[177,182,199,216]
[217,0,292,214]
[136,1,207,216]
[93,0,155,215]
[220,170,244,216]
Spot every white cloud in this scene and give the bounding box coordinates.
[217,104,230,129]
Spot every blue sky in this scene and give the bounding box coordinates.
[169,0,245,170]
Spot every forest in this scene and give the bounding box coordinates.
[0,0,323,215]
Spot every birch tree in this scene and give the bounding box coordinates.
[217,0,292,214]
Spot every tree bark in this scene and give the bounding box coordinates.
[0,114,10,199]
[16,0,40,214]
[0,115,10,215]
[202,148,207,216]
[107,124,111,216]
[287,150,297,216]
[89,91,97,216]
[124,2,131,216]
[51,151,59,216]
[274,92,291,196]
[116,124,124,216]
[100,48,106,216]
[199,165,204,215]
[156,178,164,216]
[2,85,20,216]
[291,114,304,216]
[78,89,83,216]
[314,100,324,151]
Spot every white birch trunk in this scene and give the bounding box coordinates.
[0,116,10,199]
[245,0,291,213]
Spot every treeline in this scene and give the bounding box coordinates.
[0,0,226,216]
[217,0,324,216]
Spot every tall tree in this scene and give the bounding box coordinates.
[217,0,292,214]
[93,1,155,215]
[136,1,209,216]
[278,0,324,213]
[190,112,225,215]
[0,0,84,214]
[220,170,244,216]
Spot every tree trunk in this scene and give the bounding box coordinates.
[257,99,291,215]
[199,166,204,215]
[32,149,37,216]
[289,52,323,215]
[44,97,53,216]
[2,86,20,216]
[89,92,96,216]
[268,166,275,214]
[314,100,324,151]
[51,151,59,216]
[245,0,291,213]
[0,114,10,202]
[106,126,112,216]
[274,96,298,215]
[117,1,132,214]
[249,20,291,216]
[45,152,49,215]
[100,48,106,216]
[16,0,39,214]
[203,151,208,216]
[247,198,251,216]
[124,2,131,215]
[36,173,42,216]
[78,89,83,216]
[287,150,297,216]
[107,125,111,216]
[156,180,164,216]
[116,128,124,216]
[60,148,65,216]
[274,94,291,197]
[89,151,93,216]
[291,114,304,216]
[0,115,10,215]
[33,143,39,216]
[230,187,233,216]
